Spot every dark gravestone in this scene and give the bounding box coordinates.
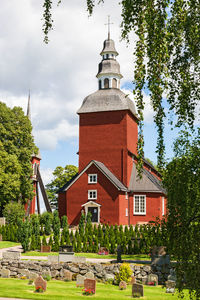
[117,245,122,263]
[41,245,51,253]
[84,279,96,294]
[59,245,73,253]
[132,283,144,298]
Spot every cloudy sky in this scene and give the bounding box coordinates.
[1,0,198,193]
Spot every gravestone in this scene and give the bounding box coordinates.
[132,283,144,298]
[29,272,38,281]
[35,275,47,292]
[2,251,21,261]
[1,268,10,278]
[47,255,59,263]
[147,274,158,285]
[85,271,94,280]
[119,281,127,290]
[63,270,72,281]
[76,274,86,287]
[166,280,176,293]
[84,278,96,294]
[130,275,136,285]
[20,269,30,279]
[59,253,74,263]
[117,245,122,263]
[59,245,73,253]
[41,245,51,253]
[0,217,6,226]
[168,269,177,282]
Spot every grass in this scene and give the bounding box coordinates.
[0,241,20,249]
[0,278,188,300]
[22,251,151,261]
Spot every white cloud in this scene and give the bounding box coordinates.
[40,167,54,186]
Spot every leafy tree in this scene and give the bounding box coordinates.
[78,212,85,237]
[42,234,47,246]
[48,235,53,248]
[3,202,25,225]
[40,212,53,235]
[42,1,199,170]
[18,218,31,252]
[0,102,37,215]
[45,165,78,208]
[61,215,68,229]
[163,129,200,298]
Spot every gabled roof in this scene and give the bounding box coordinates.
[129,162,166,195]
[58,160,128,193]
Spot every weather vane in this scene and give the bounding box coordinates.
[105,15,113,40]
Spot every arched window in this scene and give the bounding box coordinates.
[99,80,102,90]
[106,54,109,59]
[104,78,109,89]
[112,78,117,88]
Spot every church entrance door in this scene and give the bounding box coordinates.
[88,207,98,222]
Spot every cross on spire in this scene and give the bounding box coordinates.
[105,15,113,40]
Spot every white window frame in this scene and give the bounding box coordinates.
[125,208,128,217]
[133,195,146,215]
[88,190,97,200]
[88,174,97,184]
[162,197,165,216]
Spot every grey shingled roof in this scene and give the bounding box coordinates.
[93,160,128,191]
[58,160,128,193]
[77,88,138,119]
[129,162,166,194]
[100,39,119,56]
[97,59,122,78]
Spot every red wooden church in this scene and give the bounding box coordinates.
[58,32,166,225]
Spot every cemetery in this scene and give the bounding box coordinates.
[0,212,182,299]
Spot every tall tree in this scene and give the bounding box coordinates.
[163,129,200,298]
[42,0,199,170]
[45,164,78,208]
[0,102,37,215]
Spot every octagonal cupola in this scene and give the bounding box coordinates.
[96,35,123,90]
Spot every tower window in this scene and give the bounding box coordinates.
[112,78,117,88]
[99,80,102,90]
[88,190,97,200]
[106,54,109,59]
[104,78,109,89]
[88,174,97,184]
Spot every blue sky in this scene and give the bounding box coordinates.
[0,0,199,189]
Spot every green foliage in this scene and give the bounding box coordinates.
[163,130,200,298]
[3,202,25,225]
[48,235,53,247]
[45,165,78,209]
[115,263,132,285]
[30,215,41,249]
[42,234,47,246]
[30,235,36,250]
[18,218,31,252]
[40,212,53,235]
[0,102,37,214]
[52,210,60,237]
[42,274,51,281]
[61,215,68,229]
[78,212,85,236]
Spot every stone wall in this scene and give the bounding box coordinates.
[0,259,171,284]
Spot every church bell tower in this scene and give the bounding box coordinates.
[77,26,139,187]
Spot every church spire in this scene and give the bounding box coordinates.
[27,90,31,120]
[105,15,113,40]
[96,22,123,90]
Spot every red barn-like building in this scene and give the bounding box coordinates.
[58,34,166,225]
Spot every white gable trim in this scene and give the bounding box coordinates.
[63,160,123,192]
[82,201,101,207]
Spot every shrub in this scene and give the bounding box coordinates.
[115,263,132,285]
[42,274,51,281]
[3,202,25,225]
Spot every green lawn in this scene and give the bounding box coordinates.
[22,251,150,261]
[0,278,188,300]
[0,241,20,249]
